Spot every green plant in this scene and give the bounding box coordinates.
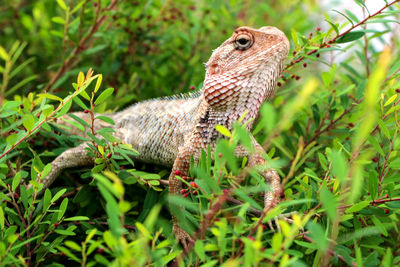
[1,0,400,266]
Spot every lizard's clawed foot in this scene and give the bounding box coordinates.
[266,211,299,232]
[173,224,194,252]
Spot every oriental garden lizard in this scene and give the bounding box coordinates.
[35,26,290,248]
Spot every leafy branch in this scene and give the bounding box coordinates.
[0,68,100,161]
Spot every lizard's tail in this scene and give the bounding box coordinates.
[56,112,116,138]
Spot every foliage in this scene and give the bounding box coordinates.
[1,0,400,266]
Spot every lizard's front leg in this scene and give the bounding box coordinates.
[169,148,195,250]
[246,139,282,209]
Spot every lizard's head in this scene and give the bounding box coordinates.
[205,26,289,76]
[203,26,289,111]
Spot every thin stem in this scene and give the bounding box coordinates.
[0,71,98,160]
[284,0,400,70]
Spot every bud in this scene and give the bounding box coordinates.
[384,209,389,214]
[84,109,89,113]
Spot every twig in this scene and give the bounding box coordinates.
[44,0,118,92]
[0,69,97,161]
[284,0,400,70]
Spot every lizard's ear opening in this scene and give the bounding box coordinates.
[208,63,219,75]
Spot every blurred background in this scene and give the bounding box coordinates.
[1,0,396,111]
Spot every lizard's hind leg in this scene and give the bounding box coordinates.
[35,143,94,195]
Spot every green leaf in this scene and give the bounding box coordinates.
[94,88,114,105]
[65,241,81,251]
[85,228,97,243]
[96,115,114,125]
[215,125,231,137]
[57,99,73,117]
[261,103,276,133]
[336,31,365,43]
[42,163,52,178]
[55,229,76,236]
[271,232,282,252]
[94,74,102,93]
[77,71,85,87]
[6,75,38,96]
[326,20,339,35]
[43,188,52,211]
[23,114,35,132]
[58,246,80,262]
[0,45,9,61]
[384,94,397,107]
[68,113,90,128]
[38,93,63,102]
[320,186,337,221]
[51,188,67,202]
[12,172,21,192]
[0,207,4,230]
[64,216,90,221]
[58,198,68,220]
[194,240,206,261]
[331,150,347,184]
[345,201,369,213]
[368,136,385,157]
[56,0,68,10]
[307,222,328,252]
[371,216,388,236]
[52,16,65,24]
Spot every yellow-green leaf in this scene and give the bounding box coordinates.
[135,222,152,239]
[56,0,68,10]
[38,93,63,102]
[0,46,9,61]
[215,125,231,137]
[23,114,35,132]
[384,94,397,107]
[94,74,102,93]
[94,88,114,105]
[77,71,84,87]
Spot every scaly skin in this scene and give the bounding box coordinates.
[38,26,289,248]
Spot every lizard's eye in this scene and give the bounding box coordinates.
[234,33,254,50]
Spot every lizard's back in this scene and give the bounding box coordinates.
[114,93,201,166]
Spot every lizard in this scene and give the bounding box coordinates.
[35,26,289,248]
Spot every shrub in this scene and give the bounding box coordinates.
[0,0,400,266]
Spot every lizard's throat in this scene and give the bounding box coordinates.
[226,64,281,130]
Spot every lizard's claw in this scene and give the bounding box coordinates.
[266,211,299,232]
[173,224,194,252]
